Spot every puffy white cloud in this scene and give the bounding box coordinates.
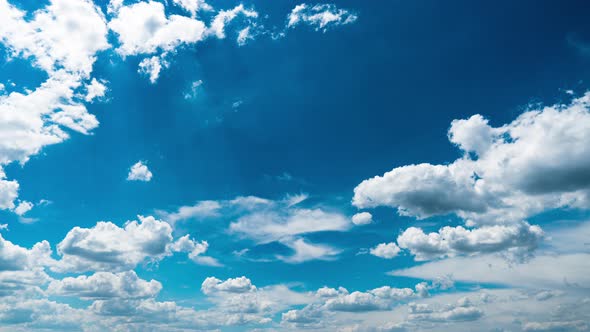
[0,170,18,210]
[352,212,373,226]
[84,78,107,102]
[0,0,108,210]
[0,0,109,76]
[396,222,544,261]
[370,242,401,259]
[13,201,33,216]
[47,271,162,299]
[0,234,52,272]
[138,55,168,84]
[54,215,209,272]
[127,161,153,182]
[287,4,357,31]
[108,1,206,57]
[407,297,483,322]
[170,235,221,266]
[201,276,256,295]
[353,94,590,224]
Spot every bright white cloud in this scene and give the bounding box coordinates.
[127,161,153,182]
[352,212,373,226]
[54,215,209,272]
[84,78,107,102]
[13,200,33,216]
[0,0,108,211]
[370,242,401,259]
[287,4,357,31]
[407,297,483,323]
[47,271,162,299]
[108,1,206,57]
[138,55,168,84]
[396,222,544,262]
[353,94,590,224]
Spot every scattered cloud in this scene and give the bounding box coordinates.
[352,212,373,226]
[370,242,401,259]
[396,222,544,262]
[353,94,590,225]
[287,4,357,31]
[127,161,153,182]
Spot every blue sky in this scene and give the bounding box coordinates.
[0,0,590,331]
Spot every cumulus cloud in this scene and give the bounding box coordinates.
[54,215,210,272]
[0,0,108,210]
[108,1,206,57]
[353,94,590,224]
[201,276,256,295]
[127,161,153,182]
[370,242,401,259]
[407,297,483,322]
[287,4,357,31]
[13,201,33,216]
[352,212,373,226]
[138,55,168,84]
[84,78,107,102]
[47,271,162,299]
[396,222,544,261]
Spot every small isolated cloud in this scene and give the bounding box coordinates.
[287,4,357,31]
[13,200,33,216]
[352,212,373,226]
[184,79,203,99]
[138,56,168,84]
[370,242,400,259]
[127,161,153,182]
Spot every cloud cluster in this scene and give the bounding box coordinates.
[55,215,213,272]
[287,4,358,31]
[353,94,590,225]
[163,194,351,263]
[396,222,544,262]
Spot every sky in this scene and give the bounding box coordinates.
[0,0,590,331]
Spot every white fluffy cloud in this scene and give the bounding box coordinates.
[127,161,153,182]
[353,94,590,224]
[278,238,341,264]
[47,271,162,299]
[0,0,109,211]
[370,242,401,259]
[84,78,107,102]
[352,212,373,226]
[287,4,357,31]
[407,297,483,323]
[208,4,258,40]
[396,222,544,261]
[108,1,206,57]
[54,215,210,272]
